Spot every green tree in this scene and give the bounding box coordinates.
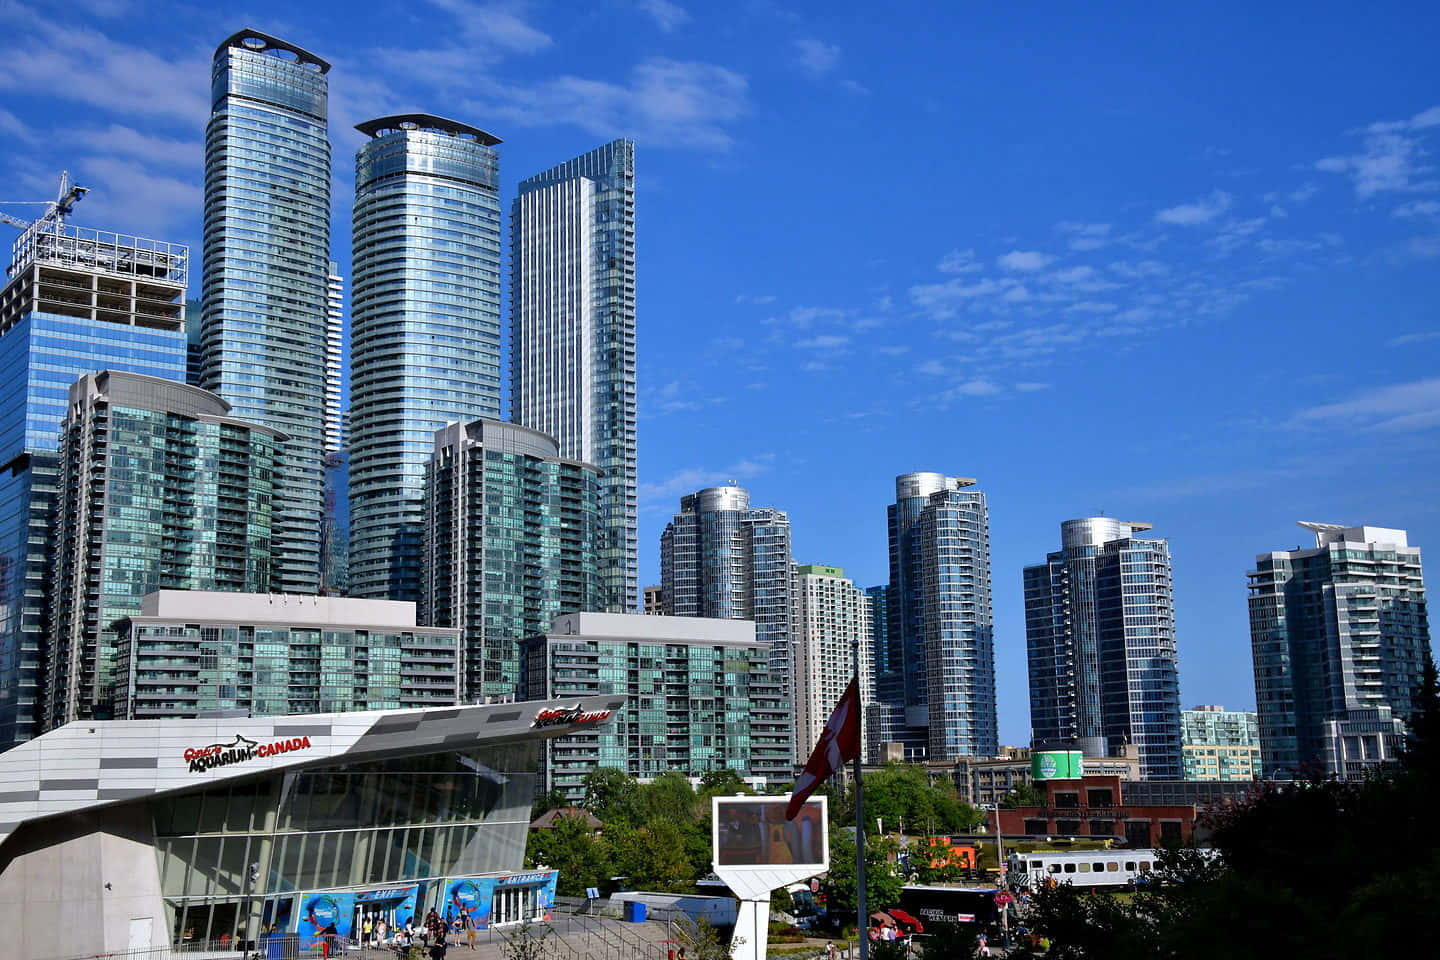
[674,916,739,960]
[581,767,640,824]
[526,811,613,896]
[529,787,568,819]
[500,922,557,960]
[825,830,903,916]
[637,770,699,822]
[697,768,753,797]
[1000,781,1045,808]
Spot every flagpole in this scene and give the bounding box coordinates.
[853,642,867,960]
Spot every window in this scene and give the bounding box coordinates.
[1139,862,1152,873]
[1106,862,1120,872]
[1093,862,1105,872]
[1063,863,1076,874]
[1124,861,1136,871]
[1048,864,1061,875]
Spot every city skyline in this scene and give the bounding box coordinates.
[1,0,1436,745]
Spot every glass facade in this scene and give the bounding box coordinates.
[150,744,537,943]
[522,618,789,797]
[201,31,332,595]
[349,117,503,603]
[0,225,188,749]
[1248,523,1429,779]
[1024,518,1183,780]
[47,373,284,726]
[115,617,458,718]
[422,419,603,701]
[511,140,636,612]
[659,485,795,760]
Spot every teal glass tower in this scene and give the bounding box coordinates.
[349,115,504,602]
[422,419,603,701]
[511,140,636,612]
[201,30,331,595]
[47,372,285,726]
[0,220,188,750]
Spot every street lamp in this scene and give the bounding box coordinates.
[983,804,1010,949]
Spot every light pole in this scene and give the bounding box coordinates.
[985,803,1009,949]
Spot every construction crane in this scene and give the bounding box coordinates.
[0,171,89,231]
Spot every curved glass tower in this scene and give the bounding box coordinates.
[349,115,503,601]
[201,29,331,595]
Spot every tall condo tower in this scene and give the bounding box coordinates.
[1248,522,1429,779]
[422,419,604,702]
[349,115,504,602]
[47,372,286,727]
[201,30,331,594]
[1024,518,1183,779]
[324,262,345,455]
[511,139,636,612]
[0,219,188,748]
[880,473,996,761]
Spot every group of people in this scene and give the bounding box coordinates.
[358,909,477,956]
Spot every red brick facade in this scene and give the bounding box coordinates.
[995,775,1196,846]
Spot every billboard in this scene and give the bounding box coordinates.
[1031,750,1084,780]
[297,891,355,949]
[713,796,828,869]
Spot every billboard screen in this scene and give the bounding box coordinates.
[713,796,827,869]
[1031,750,1084,780]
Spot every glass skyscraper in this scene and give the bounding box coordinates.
[349,115,504,602]
[1248,522,1429,779]
[792,565,873,764]
[659,485,794,758]
[47,371,285,726]
[422,419,603,702]
[0,220,188,749]
[201,29,331,595]
[1024,518,1183,780]
[879,473,996,761]
[511,139,636,612]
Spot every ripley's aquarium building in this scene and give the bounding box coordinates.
[0,697,623,960]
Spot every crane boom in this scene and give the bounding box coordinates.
[0,171,90,232]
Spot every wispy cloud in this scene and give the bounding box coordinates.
[639,456,776,504]
[1315,104,1440,198]
[938,249,982,274]
[1393,200,1440,218]
[1055,221,1112,251]
[997,250,1057,271]
[795,334,850,350]
[427,0,554,52]
[1294,378,1440,433]
[1387,331,1440,347]
[1155,190,1232,225]
[634,0,691,31]
[735,293,777,305]
[795,37,841,75]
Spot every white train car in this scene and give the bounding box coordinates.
[1008,849,1162,889]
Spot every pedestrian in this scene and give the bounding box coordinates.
[363,915,374,948]
[825,941,836,959]
[461,912,476,951]
[428,928,447,960]
[976,932,990,958]
[377,919,388,946]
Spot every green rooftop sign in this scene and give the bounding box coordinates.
[1032,750,1084,780]
[796,564,845,578]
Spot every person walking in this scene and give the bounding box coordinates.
[461,912,476,951]
[362,915,373,948]
[976,931,991,957]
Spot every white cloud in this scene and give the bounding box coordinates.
[1289,183,1320,205]
[839,79,872,96]
[427,0,553,52]
[1394,200,1440,218]
[1295,378,1440,432]
[937,249,981,274]
[795,334,850,350]
[916,359,947,376]
[1015,382,1050,392]
[1270,205,1288,218]
[996,250,1056,271]
[769,305,849,328]
[1108,260,1169,279]
[69,157,202,237]
[635,0,691,31]
[735,294,777,304]
[639,457,775,503]
[1387,331,1440,347]
[795,37,841,75]
[1316,105,1440,198]
[910,277,1000,307]
[1066,301,1119,314]
[73,124,200,169]
[1055,221,1112,251]
[1050,265,1098,284]
[1155,190,1233,225]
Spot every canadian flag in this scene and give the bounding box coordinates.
[786,675,861,820]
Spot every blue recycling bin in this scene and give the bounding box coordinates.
[624,901,647,922]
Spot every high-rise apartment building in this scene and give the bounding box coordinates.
[324,262,344,455]
[863,584,890,762]
[350,115,504,602]
[1248,522,1430,779]
[511,140,636,611]
[422,419,603,702]
[1181,705,1260,781]
[201,30,331,595]
[1024,518,1183,780]
[660,486,794,750]
[878,473,996,761]
[521,613,790,798]
[114,591,460,719]
[0,220,188,749]
[792,565,873,764]
[47,372,285,726]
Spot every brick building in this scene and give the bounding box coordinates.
[995,774,1196,848]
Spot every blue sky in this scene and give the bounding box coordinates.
[2,0,1437,746]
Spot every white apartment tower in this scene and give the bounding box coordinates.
[792,564,874,764]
